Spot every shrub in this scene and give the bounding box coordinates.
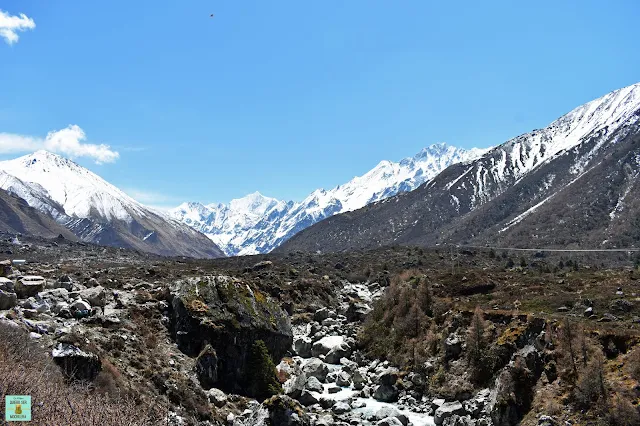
[0,322,165,425]
[246,340,282,400]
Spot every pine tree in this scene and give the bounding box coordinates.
[246,340,282,400]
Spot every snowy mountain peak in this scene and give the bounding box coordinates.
[0,151,143,222]
[171,143,488,255]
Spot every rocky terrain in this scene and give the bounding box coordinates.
[1,233,639,425]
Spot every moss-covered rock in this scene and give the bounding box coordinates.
[170,276,292,396]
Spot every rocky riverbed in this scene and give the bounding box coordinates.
[231,282,495,426]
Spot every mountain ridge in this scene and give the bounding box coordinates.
[0,151,225,258]
[170,143,489,255]
[277,82,640,253]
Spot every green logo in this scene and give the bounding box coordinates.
[5,395,31,422]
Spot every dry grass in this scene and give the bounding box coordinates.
[0,321,166,425]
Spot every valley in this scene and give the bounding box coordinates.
[1,234,639,425]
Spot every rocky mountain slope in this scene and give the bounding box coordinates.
[0,151,224,258]
[0,187,77,239]
[171,144,487,255]
[278,82,640,253]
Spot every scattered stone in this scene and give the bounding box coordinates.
[251,260,273,271]
[294,336,313,357]
[583,307,594,317]
[0,288,17,310]
[373,384,399,402]
[14,276,45,298]
[336,371,351,387]
[298,390,320,406]
[305,376,324,393]
[434,401,466,426]
[444,333,463,360]
[332,401,351,414]
[206,388,227,407]
[302,358,329,382]
[313,307,331,322]
[556,306,570,312]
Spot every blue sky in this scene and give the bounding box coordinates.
[1,0,639,209]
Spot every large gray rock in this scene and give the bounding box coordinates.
[77,286,107,307]
[302,358,329,382]
[353,369,367,390]
[305,376,324,393]
[284,372,307,399]
[298,390,320,406]
[206,388,227,407]
[331,401,351,414]
[14,276,45,298]
[52,343,101,381]
[373,384,399,402]
[313,308,331,322]
[445,334,463,360]
[311,336,348,359]
[294,336,313,357]
[377,367,399,386]
[374,406,409,425]
[435,402,467,426]
[0,289,17,310]
[336,371,351,387]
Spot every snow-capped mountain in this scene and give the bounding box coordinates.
[0,151,224,258]
[278,82,640,253]
[171,143,489,255]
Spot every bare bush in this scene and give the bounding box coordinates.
[0,321,166,425]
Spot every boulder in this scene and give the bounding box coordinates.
[14,276,45,298]
[373,384,399,402]
[325,344,352,364]
[305,376,324,393]
[331,401,351,414]
[77,286,107,307]
[445,334,463,360]
[302,358,329,382]
[345,301,372,322]
[52,343,101,381]
[206,388,227,407]
[294,336,312,358]
[0,277,14,292]
[298,390,320,406]
[284,373,307,399]
[313,308,331,322]
[311,336,345,357]
[171,276,292,396]
[0,289,17,310]
[336,371,351,387]
[434,401,466,426]
[377,367,399,386]
[71,299,91,312]
[374,406,409,425]
[264,395,311,426]
[353,369,367,390]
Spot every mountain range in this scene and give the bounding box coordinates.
[0,82,637,258]
[170,143,488,255]
[277,82,640,253]
[0,151,225,258]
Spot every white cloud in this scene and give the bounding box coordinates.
[0,125,120,164]
[0,10,35,45]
